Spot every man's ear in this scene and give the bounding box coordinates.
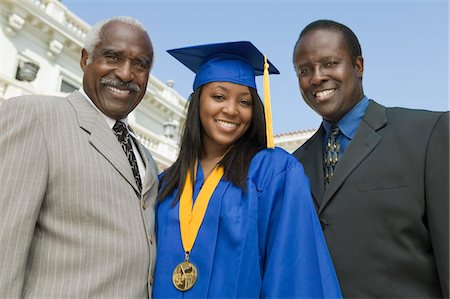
[355,56,364,78]
[80,49,89,71]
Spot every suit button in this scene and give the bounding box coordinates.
[319,219,328,230]
[142,202,148,210]
[149,234,155,244]
[149,274,154,285]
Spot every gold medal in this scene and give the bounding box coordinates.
[174,162,224,291]
[172,258,198,291]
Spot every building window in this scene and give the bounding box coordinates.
[16,61,40,82]
[60,79,78,93]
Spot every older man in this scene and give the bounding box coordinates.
[0,17,158,298]
[292,19,449,298]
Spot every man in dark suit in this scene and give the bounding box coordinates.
[292,19,449,298]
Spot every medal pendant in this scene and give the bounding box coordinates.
[172,260,198,291]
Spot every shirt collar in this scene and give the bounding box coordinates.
[323,96,369,140]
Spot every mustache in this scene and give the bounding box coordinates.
[100,77,140,92]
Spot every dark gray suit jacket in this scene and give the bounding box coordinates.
[293,100,449,298]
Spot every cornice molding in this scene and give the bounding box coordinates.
[3,0,88,56]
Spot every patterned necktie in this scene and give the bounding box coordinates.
[324,125,341,188]
[113,121,142,192]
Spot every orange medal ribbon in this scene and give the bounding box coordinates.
[179,162,224,252]
[172,162,224,291]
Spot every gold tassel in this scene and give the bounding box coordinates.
[263,55,274,148]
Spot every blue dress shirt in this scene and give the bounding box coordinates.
[322,96,369,155]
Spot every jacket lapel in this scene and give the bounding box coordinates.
[298,127,326,209]
[318,100,387,214]
[135,141,157,198]
[67,91,139,194]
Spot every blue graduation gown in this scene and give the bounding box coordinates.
[153,147,342,298]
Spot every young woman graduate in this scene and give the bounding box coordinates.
[152,41,342,298]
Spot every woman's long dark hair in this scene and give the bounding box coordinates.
[157,85,267,203]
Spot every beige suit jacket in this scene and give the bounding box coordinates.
[0,91,158,298]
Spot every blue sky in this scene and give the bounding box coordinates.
[63,0,449,134]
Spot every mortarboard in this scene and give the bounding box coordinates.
[167,41,279,148]
[167,41,279,90]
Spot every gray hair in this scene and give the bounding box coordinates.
[83,16,148,64]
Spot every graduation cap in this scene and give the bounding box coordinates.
[167,41,279,148]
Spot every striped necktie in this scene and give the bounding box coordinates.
[113,121,142,192]
[324,125,341,188]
